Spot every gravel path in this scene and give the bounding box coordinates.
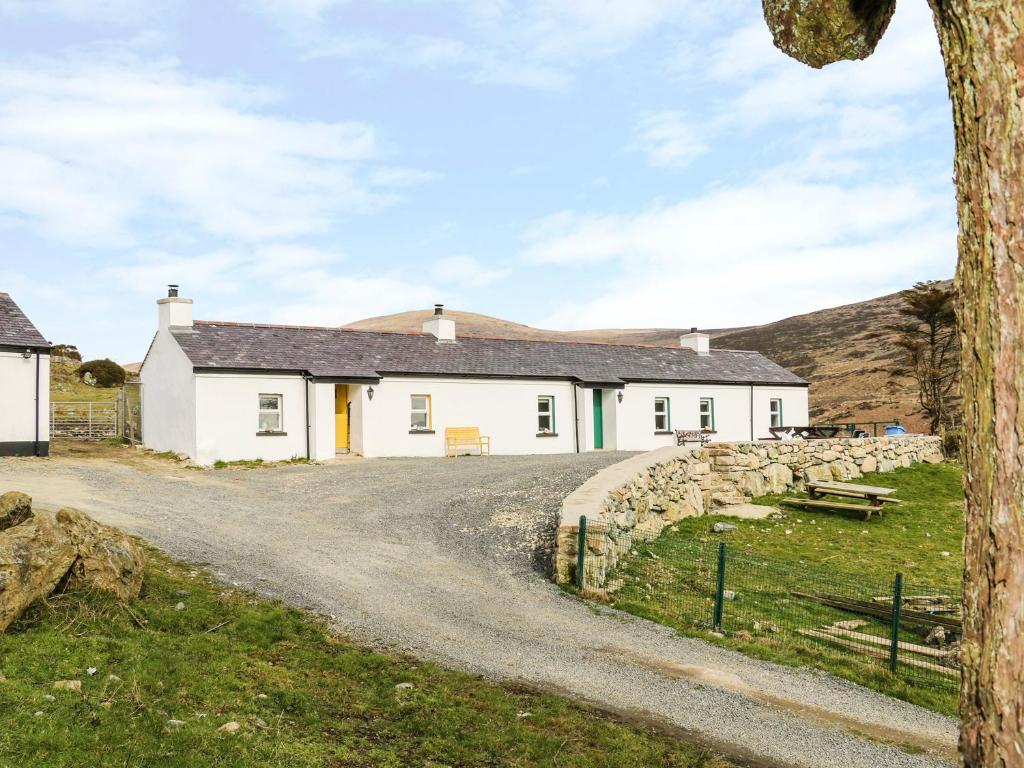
[0,451,959,768]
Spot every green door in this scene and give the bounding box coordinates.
[592,389,604,449]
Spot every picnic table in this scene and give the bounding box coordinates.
[768,425,843,440]
[783,480,900,521]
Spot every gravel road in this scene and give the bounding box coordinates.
[0,450,959,768]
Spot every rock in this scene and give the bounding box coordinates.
[713,503,776,520]
[217,721,241,734]
[108,674,121,682]
[860,455,878,473]
[55,507,146,601]
[1,503,146,633]
[87,667,97,676]
[941,551,951,557]
[166,719,187,729]
[763,463,793,494]
[395,682,414,690]
[175,602,186,611]
[0,492,32,532]
[712,522,738,533]
[803,464,833,484]
[43,694,55,702]
[52,680,81,692]
[926,626,947,646]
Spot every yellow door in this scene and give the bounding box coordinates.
[335,385,349,450]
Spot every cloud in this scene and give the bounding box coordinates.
[0,0,163,23]
[522,175,955,329]
[434,255,509,288]
[0,52,430,246]
[630,111,706,170]
[288,0,730,89]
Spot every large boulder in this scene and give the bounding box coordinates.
[763,463,793,494]
[0,492,32,531]
[0,495,146,632]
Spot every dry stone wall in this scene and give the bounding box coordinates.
[555,436,943,585]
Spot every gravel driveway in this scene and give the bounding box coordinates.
[0,450,958,768]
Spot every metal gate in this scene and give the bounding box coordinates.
[50,401,119,439]
[50,383,143,442]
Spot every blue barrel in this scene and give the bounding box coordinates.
[884,424,906,436]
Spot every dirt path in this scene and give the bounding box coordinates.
[0,447,958,768]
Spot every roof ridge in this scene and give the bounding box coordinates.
[194,319,760,355]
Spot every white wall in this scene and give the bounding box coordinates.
[613,383,809,451]
[140,330,196,457]
[357,376,578,457]
[193,373,310,465]
[0,349,49,453]
[308,380,336,461]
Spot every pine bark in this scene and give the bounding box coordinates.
[926,2,1024,764]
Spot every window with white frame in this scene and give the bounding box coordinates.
[699,397,715,431]
[654,397,670,432]
[537,395,555,433]
[410,394,432,430]
[769,398,784,428]
[258,394,283,432]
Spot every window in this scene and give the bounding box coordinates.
[410,394,432,431]
[699,397,715,431]
[258,394,283,432]
[654,397,671,432]
[769,398,784,428]
[537,395,555,433]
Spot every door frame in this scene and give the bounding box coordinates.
[335,385,350,451]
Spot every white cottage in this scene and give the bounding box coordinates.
[0,292,51,457]
[140,289,809,465]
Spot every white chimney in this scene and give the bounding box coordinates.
[422,303,455,343]
[680,326,710,356]
[157,284,193,331]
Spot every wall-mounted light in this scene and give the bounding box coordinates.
[367,385,374,400]
[617,390,624,403]
[22,348,32,360]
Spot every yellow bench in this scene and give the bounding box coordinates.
[445,426,491,457]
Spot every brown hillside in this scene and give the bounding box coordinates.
[345,309,742,344]
[346,284,952,433]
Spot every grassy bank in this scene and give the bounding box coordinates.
[600,463,963,715]
[0,550,731,768]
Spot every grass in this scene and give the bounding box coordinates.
[598,463,964,716]
[212,458,311,470]
[0,550,732,768]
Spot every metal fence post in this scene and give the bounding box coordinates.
[576,515,588,591]
[713,542,727,630]
[889,572,903,673]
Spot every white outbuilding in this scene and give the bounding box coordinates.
[0,292,50,457]
[140,289,809,465]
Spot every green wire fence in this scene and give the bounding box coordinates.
[574,516,960,695]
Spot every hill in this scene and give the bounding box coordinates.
[346,284,951,433]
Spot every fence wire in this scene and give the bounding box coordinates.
[575,520,959,695]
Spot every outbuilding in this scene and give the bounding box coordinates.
[0,292,51,456]
[140,288,809,465]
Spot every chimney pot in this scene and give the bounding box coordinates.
[168,284,179,298]
[690,326,697,333]
[434,303,444,316]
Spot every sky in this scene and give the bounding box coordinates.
[0,0,957,362]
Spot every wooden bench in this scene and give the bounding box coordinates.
[445,426,491,457]
[806,481,901,506]
[781,497,884,521]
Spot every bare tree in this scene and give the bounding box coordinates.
[759,2,1024,765]
[891,281,959,435]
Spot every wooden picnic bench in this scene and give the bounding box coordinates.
[807,481,901,506]
[783,480,900,521]
[445,426,491,457]
[768,425,843,440]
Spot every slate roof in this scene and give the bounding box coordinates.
[0,292,49,349]
[171,321,806,386]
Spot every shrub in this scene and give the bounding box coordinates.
[50,344,82,361]
[77,359,126,388]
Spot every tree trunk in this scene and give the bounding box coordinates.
[926,1,1024,764]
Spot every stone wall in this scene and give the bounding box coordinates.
[555,435,943,585]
